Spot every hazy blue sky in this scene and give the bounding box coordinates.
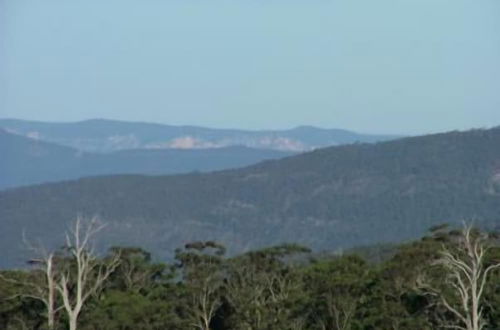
[1,0,499,134]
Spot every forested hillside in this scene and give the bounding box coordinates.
[1,127,500,268]
[0,129,293,189]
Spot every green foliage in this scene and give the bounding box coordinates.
[302,255,369,329]
[81,290,179,330]
[0,271,46,329]
[221,244,309,330]
[2,228,500,329]
[174,241,226,330]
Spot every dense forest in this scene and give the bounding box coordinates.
[1,127,500,268]
[1,218,500,330]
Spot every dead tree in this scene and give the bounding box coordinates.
[29,252,59,330]
[430,223,500,330]
[0,236,61,330]
[56,216,120,330]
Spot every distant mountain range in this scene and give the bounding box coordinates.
[1,127,499,268]
[0,118,399,153]
[0,129,293,189]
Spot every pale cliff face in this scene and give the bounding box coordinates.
[150,135,313,151]
[0,119,398,153]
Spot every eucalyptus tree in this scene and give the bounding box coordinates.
[56,216,121,330]
[175,241,226,330]
[427,224,500,330]
[303,255,369,330]
[224,244,310,330]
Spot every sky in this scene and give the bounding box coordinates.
[1,0,499,135]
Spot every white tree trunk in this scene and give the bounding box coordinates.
[56,216,120,330]
[433,223,500,330]
[68,314,77,330]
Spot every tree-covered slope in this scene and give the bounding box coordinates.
[0,129,293,189]
[1,128,500,268]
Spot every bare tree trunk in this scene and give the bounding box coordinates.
[1,237,61,330]
[69,314,78,330]
[56,216,120,330]
[46,254,56,330]
[423,223,500,330]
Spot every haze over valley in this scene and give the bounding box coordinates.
[0,119,398,189]
[2,125,500,268]
[2,0,500,328]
